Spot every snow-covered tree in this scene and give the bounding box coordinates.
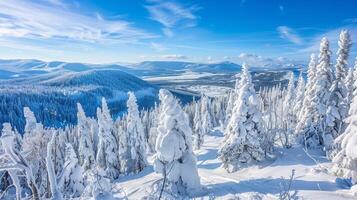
[193,101,204,149]
[345,68,354,106]
[332,79,357,196]
[201,94,212,136]
[225,76,240,127]
[82,166,112,198]
[46,131,62,200]
[124,92,148,173]
[219,64,266,172]
[153,89,201,196]
[293,73,306,121]
[21,107,50,196]
[59,143,84,198]
[326,30,352,141]
[0,123,40,200]
[296,38,334,149]
[283,72,295,137]
[96,98,120,179]
[77,103,95,171]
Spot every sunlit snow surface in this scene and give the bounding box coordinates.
[116,128,355,199]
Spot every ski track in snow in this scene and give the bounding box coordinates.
[116,128,355,199]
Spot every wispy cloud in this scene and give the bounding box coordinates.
[150,42,168,51]
[145,0,198,36]
[162,54,187,60]
[277,26,303,44]
[233,53,302,67]
[0,0,156,43]
[299,25,357,55]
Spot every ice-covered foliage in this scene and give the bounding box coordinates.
[219,64,266,172]
[153,89,201,196]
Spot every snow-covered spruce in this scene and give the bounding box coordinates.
[332,79,357,196]
[153,89,201,196]
[293,73,306,124]
[77,103,96,171]
[283,72,296,145]
[326,30,352,146]
[59,143,85,198]
[193,101,204,149]
[21,107,51,197]
[123,92,148,174]
[0,123,40,200]
[46,131,62,200]
[296,38,334,149]
[96,98,120,179]
[201,94,213,136]
[219,64,266,172]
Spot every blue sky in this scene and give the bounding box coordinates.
[0,0,356,65]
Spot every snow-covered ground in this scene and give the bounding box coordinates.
[187,85,231,97]
[143,71,220,82]
[116,128,355,199]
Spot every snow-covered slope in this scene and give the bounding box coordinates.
[116,128,355,199]
[0,69,158,133]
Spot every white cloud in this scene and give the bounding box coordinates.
[162,54,187,59]
[145,0,198,36]
[298,25,357,57]
[0,0,156,43]
[277,26,303,44]
[234,53,302,67]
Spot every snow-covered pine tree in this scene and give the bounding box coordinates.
[153,89,201,196]
[296,38,334,149]
[201,94,213,136]
[1,123,23,200]
[77,103,95,171]
[332,77,357,196]
[1,123,40,200]
[326,30,352,142]
[293,73,306,123]
[125,92,147,173]
[96,98,120,179]
[283,72,295,141]
[193,101,204,149]
[21,107,50,196]
[219,64,266,172]
[225,76,240,127]
[46,131,62,200]
[59,143,84,198]
[345,68,354,107]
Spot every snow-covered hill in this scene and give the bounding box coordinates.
[0,69,158,133]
